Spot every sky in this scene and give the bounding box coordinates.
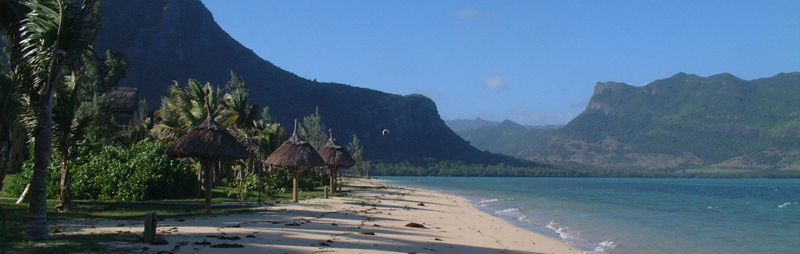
[201,0,800,126]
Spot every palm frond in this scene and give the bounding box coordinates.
[0,72,23,134]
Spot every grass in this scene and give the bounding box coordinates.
[0,175,14,198]
[0,198,268,253]
[0,180,343,253]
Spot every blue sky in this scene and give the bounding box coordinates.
[201,0,800,126]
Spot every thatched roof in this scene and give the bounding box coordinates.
[168,116,250,159]
[264,120,326,168]
[318,129,356,168]
[107,87,139,111]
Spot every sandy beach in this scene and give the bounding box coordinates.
[59,178,581,254]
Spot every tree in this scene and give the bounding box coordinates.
[0,0,29,195]
[347,134,364,176]
[10,0,102,240]
[0,71,22,191]
[299,106,327,150]
[224,79,258,131]
[150,79,233,142]
[51,74,81,212]
[52,51,128,212]
[150,75,283,190]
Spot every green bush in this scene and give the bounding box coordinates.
[227,166,261,200]
[7,152,61,199]
[226,167,329,200]
[9,141,195,201]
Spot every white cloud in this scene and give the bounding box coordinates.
[482,76,509,91]
[508,108,575,126]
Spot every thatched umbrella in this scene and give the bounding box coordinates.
[264,120,326,202]
[168,116,249,213]
[318,129,355,193]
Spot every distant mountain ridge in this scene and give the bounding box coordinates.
[520,72,800,170]
[90,0,511,164]
[444,118,559,132]
[444,118,502,132]
[456,120,558,157]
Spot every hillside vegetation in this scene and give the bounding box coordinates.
[89,0,512,164]
[455,120,557,156]
[521,72,800,170]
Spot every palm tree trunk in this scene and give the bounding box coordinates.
[27,82,57,240]
[58,159,72,212]
[0,137,9,192]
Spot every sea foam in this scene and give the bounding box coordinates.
[548,221,616,253]
[477,198,500,207]
[547,222,581,244]
[580,240,619,254]
[494,208,533,223]
[495,207,521,215]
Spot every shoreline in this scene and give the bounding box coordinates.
[59,177,582,253]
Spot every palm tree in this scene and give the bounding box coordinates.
[0,72,22,191]
[52,74,81,212]
[12,0,101,240]
[53,52,127,212]
[151,79,234,142]
[0,0,28,194]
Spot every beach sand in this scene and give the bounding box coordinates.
[59,178,581,253]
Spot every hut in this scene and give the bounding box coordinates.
[317,129,355,193]
[106,87,142,129]
[168,116,250,213]
[264,120,326,202]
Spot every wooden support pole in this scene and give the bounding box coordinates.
[143,212,157,243]
[329,167,336,194]
[292,167,299,203]
[204,159,213,214]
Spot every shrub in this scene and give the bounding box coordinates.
[7,151,61,199]
[10,141,195,201]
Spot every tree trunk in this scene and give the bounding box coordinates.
[0,147,6,192]
[57,160,72,212]
[195,162,202,198]
[28,83,56,240]
[0,135,9,192]
[16,184,30,204]
[292,167,299,203]
[337,171,342,192]
[204,158,214,214]
[329,168,337,194]
[215,160,222,185]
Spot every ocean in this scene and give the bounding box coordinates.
[380,177,800,254]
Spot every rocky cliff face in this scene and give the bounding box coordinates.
[94,0,488,163]
[521,72,800,170]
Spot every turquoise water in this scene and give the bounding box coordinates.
[381,177,800,254]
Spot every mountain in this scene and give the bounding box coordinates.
[90,0,505,164]
[456,120,558,156]
[519,72,800,170]
[444,118,502,132]
[445,117,559,132]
